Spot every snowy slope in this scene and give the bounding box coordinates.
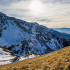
[0,12,70,57]
[0,48,15,65]
[0,48,39,65]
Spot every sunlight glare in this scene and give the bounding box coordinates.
[29,0,44,15]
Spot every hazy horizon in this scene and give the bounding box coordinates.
[0,0,70,28]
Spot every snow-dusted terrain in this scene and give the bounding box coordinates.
[12,54,39,62]
[0,12,70,59]
[0,48,15,65]
[0,47,39,65]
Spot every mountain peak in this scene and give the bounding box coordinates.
[0,12,8,20]
[0,12,3,14]
[0,12,6,16]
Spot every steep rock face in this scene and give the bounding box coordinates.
[0,12,70,56]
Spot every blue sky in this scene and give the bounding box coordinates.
[0,0,70,28]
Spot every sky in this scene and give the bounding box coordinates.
[0,0,70,28]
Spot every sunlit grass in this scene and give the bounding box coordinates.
[0,46,70,70]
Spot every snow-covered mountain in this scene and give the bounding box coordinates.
[0,12,70,57]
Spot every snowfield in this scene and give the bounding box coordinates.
[0,48,15,65]
[0,48,39,65]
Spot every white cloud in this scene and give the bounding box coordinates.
[43,0,70,4]
[0,0,70,28]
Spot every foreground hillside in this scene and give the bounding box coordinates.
[0,46,70,70]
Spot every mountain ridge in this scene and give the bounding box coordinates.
[0,12,70,57]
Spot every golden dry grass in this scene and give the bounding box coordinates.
[0,46,70,70]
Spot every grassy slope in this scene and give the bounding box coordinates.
[0,46,70,70]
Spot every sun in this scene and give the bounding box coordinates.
[29,0,44,15]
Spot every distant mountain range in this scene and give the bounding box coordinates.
[52,28,70,34]
[0,12,70,57]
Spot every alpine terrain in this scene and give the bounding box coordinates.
[0,12,70,58]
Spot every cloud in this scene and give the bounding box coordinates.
[0,0,30,6]
[0,0,19,6]
[0,0,70,28]
[35,18,52,22]
[0,0,70,6]
[43,0,70,4]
